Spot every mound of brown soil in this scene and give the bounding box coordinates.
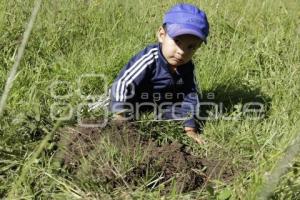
[121,141,206,192]
[55,121,234,193]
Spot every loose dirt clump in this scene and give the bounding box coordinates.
[55,126,104,170]
[121,141,206,193]
[55,121,234,193]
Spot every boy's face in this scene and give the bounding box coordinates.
[157,26,203,67]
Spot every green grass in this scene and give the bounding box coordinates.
[1,0,300,199]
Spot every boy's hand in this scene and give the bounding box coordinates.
[112,113,127,121]
[184,127,205,145]
[112,113,129,127]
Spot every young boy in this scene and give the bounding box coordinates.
[109,3,209,144]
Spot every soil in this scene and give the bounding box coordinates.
[55,121,235,193]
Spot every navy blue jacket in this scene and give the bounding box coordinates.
[110,43,200,128]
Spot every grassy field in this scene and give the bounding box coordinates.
[1,0,300,199]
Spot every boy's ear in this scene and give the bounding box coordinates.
[157,26,166,43]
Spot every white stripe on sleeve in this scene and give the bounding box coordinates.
[115,48,158,101]
[120,54,159,101]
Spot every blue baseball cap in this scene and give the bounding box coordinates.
[163,3,209,43]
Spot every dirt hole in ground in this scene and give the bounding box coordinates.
[55,121,234,193]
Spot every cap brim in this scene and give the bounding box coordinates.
[166,24,207,43]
